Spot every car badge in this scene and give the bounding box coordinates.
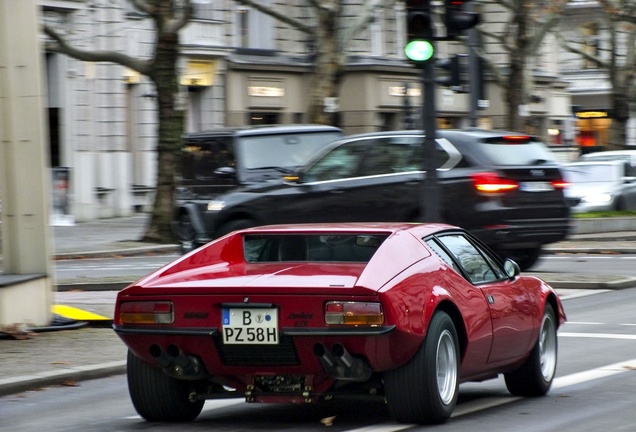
[243,297,249,303]
[530,169,545,177]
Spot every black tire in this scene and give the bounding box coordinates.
[615,197,626,211]
[127,350,205,422]
[216,219,255,237]
[504,303,558,396]
[175,213,199,254]
[384,311,460,425]
[506,248,542,271]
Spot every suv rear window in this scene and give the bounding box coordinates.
[476,136,559,166]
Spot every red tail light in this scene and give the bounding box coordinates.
[119,301,174,324]
[471,172,519,193]
[551,179,569,189]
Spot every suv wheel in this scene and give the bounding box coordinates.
[176,214,198,254]
[506,248,542,271]
[216,219,256,237]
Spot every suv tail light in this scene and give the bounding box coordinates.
[551,179,568,189]
[471,172,519,194]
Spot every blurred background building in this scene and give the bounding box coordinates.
[39,0,635,222]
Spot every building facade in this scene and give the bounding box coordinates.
[40,0,596,222]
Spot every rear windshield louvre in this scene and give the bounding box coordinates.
[243,234,388,263]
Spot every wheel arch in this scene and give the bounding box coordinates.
[175,202,207,236]
[545,292,564,328]
[434,300,467,360]
[213,212,260,237]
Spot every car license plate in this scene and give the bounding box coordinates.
[519,181,554,192]
[222,308,278,345]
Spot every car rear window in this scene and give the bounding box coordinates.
[475,136,559,166]
[243,234,388,263]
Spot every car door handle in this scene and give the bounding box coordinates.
[330,189,345,194]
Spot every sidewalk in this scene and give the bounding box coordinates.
[0,215,635,397]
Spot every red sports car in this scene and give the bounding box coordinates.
[113,223,565,425]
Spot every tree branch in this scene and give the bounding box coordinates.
[231,0,314,34]
[43,25,152,75]
[340,0,396,46]
[165,0,192,34]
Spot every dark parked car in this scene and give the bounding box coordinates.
[115,222,565,425]
[174,124,343,251]
[176,129,571,269]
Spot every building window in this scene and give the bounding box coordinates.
[234,3,275,50]
[581,22,600,69]
[192,2,219,21]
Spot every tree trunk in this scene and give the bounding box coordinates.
[607,89,630,150]
[306,4,341,126]
[141,29,184,244]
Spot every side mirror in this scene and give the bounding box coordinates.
[214,166,236,178]
[504,259,520,279]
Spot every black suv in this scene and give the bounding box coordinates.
[174,124,343,251]
[178,129,571,269]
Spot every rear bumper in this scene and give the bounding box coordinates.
[470,218,572,250]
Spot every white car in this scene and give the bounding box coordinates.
[562,160,636,212]
[579,150,636,176]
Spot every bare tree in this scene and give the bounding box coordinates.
[231,0,395,125]
[476,0,568,131]
[43,0,191,244]
[560,0,636,150]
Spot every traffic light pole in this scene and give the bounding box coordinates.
[421,49,441,223]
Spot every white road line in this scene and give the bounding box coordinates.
[559,332,636,340]
[564,322,605,325]
[552,358,636,390]
[124,358,636,430]
[344,423,414,432]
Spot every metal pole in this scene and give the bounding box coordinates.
[421,49,441,223]
[468,1,479,128]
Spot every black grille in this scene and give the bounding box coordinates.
[215,335,299,366]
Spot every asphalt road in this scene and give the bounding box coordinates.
[4,288,636,432]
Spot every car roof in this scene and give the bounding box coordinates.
[565,160,626,166]
[238,222,456,237]
[323,128,534,141]
[184,124,342,139]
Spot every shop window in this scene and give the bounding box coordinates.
[250,113,279,125]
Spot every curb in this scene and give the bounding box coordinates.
[544,277,636,290]
[0,360,126,397]
[54,244,179,260]
[544,247,636,255]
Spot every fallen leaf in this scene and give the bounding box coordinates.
[320,416,336,427]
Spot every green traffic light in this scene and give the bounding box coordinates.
[405,40,434,62]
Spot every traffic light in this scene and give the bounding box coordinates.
[405,0,434,63]
[445,0,480,39]
[436,55,461,89]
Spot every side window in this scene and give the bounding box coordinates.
[303,141,368,182]
[426,239,461,273]
[360,138,421,176]
[436,234,502,284]
[181,137,236,183]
